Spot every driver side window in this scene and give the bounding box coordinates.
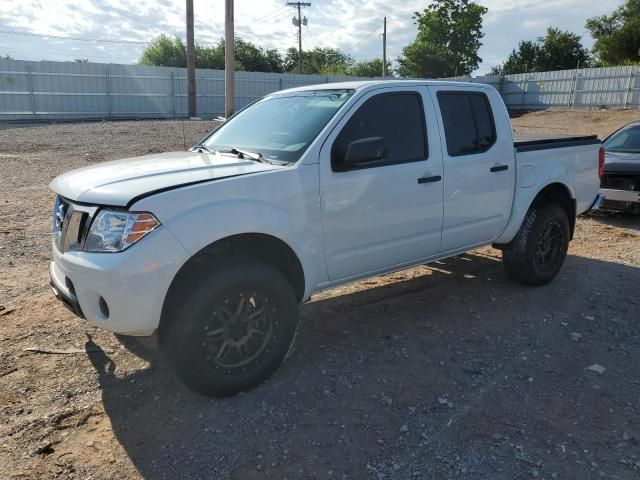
[331,92,428,171]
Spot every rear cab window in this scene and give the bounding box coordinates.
[437,91,497,156]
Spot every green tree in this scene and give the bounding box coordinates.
[283,47,353,74]
[586,0,640,65]
[74,58,89,63]
[2,54,12,60]
[396,0,488,78]
[233,38,283,72]
[490,28,590,75]
[348,58,392,77]
[489,40,540,75]
[139,35,187,67]
[537,28,590,70]
[139,34,284,73]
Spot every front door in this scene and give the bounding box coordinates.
[319,87,444,281]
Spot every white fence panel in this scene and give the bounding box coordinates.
[1,59,639,121]
[0,59,374,121]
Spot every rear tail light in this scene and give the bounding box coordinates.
[598,146,605,180]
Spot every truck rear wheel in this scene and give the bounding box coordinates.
[502,204,570,286]
[160,261,299,397]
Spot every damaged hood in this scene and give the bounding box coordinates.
[49,151,283,207]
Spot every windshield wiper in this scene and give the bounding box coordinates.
[193,143,215,153]
[227,147,263,161]
[204,146,291,165]
[215,147,288,165]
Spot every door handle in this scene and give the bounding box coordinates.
[417,175,442,184]
[490,165,509,172]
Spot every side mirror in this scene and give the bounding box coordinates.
[343,137,388,165]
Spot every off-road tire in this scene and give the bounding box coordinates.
[503,204,570,286]
[160,261,299,397]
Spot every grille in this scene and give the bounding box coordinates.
[52,196,97,252]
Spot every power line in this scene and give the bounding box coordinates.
[252,9,295,29]
[303,22,382,61]
[241,4,290,28]
[235,9,292,39]
[350,25,381,51]
[0,29,148,45]
[272,9,299,25]
[304,25,318,49]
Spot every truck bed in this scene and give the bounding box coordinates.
[514,134,600,152]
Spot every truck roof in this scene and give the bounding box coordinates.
[275,79,486,95]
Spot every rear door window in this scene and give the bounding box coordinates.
[437,92,497,156]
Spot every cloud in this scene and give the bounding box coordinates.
[0,0,627,74]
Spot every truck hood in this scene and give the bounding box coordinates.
[604,151,640,175]
[49,151,283,207]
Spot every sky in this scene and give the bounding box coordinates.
[0,0,626,75]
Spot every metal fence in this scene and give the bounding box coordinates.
[1,59,639,121]
[0,58,372,121]
[455,65,640,110]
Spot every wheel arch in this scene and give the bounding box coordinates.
[529,182,576,239]
[160,233,306,333]
[495,180,576,247]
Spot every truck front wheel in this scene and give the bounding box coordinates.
[160,261,299,397]
[502,204,570,286]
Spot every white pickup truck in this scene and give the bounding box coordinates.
[49,80,604,396]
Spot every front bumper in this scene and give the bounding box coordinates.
[600,188,640,204]
[49,226,189,336]
[49,262,85,318]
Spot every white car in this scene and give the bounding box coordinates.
[49,80,604,396]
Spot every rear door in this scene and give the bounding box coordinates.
[319,87,444,281]
[430,87,515,252]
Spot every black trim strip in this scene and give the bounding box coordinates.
[490,165,509,172]
[49,263,85,319]
[515,136,600,153]
[125,173,250,209]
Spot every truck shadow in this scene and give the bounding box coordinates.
[87,252,640,479]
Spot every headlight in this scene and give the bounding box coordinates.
[84,210,160,253]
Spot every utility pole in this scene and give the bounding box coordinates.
[225,0,235,118]
[186,0,196,117]
[287,2,311,74]
[382,17,387,78]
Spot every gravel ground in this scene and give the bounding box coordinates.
[1,111,639,480]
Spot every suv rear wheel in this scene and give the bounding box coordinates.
[161,261,299,397]
[503,204,570,286]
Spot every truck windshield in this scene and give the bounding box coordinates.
[203,89,354,163]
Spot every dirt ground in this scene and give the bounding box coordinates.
[1,110,639,480]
